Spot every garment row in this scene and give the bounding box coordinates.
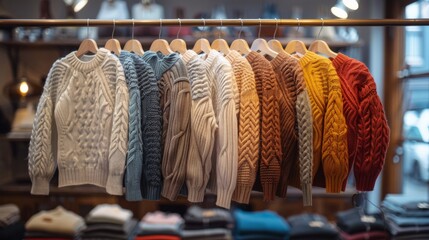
[28,45,390,209]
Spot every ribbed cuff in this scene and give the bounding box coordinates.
[146,185,162,200]
[31,177,50,195]
[325,175,344,193]
[187,187,205,203]
[216,190,233,209]
[106,174,124,195]
[262,182,278,201]
[355,174,378,191]
[232,185,253,204]
[302,183,312,206]
[161,180,183,201]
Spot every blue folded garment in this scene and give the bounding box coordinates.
[233,210,290,239]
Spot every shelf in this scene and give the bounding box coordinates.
[0,131,31,141]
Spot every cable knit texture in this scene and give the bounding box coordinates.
[332,53,390,191]
[246,51,282,201]
[226,50,260,204]
[144,51,191,201]
[182,50,217,203]
[28,48,129,195]
[298,51,348,193]
[203,50,238,209]
[270,52,313,206]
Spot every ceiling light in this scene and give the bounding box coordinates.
[342,0,359,11]
[73,0,88,12]
[331,3,348,19]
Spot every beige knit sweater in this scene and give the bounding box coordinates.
[226,50,260,204]
[182,50,217,203]
[28,48,129,195]
[203,50,238,209]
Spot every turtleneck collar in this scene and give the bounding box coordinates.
[142,51,180,80]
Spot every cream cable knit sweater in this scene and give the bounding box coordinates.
[203,50,238,209]
[28,48,129,195]
[182,50,217,203]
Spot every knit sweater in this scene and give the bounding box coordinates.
[246,51,282,201]
[331,53,390,191]
[182,50,217,203]
[270,52,313,205]
[297,51,348,193]
[226,50,260,204]
[86,204,133,225]
[28,48,129,195]
[202,50,238,209]
[143,51,191,201]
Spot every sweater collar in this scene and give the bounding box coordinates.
[67,48,109,72]
[225,50,242,64]
[142,51,180,80]
[298,51,321,67]
[270,52,292,70]
[182,50,198,65]
[245,51,261,64]
[331,52,351,71]
[200,50,222,68]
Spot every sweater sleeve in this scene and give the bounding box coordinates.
[106,61,129,195]
[321,63,349,193]
[216,62,238,209]
[161,61,192,201]
[28,62,62,195]
[354,67,390,191]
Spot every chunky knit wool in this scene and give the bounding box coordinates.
[246,51,282,201]
[298,51,348,193]
[226,50,260,204]
[332,53,390,191]
[202,50,238,209]
[28,48,129,195]
[182,50,217,203]
[270,52,313,206]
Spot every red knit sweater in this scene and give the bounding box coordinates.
[331,53,390,191]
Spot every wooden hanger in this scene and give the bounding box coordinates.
[285,40,308,55]
[308,19,337,58]
[124,19,144,56]
[250,19,278,58]
[192,18,211,54]
[230,18,251,56]
[211,19,230,56]
[267,19,289,55]
[170,18,187,54]
[75,19,98,58]
[150,19,174,55]
[104,20,122,56]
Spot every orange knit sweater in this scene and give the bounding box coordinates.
[298,51,348,193]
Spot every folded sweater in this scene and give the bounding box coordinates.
[0,204,20,227]
[86,204,132,225]
[233,210,290,238]
[336,208,386,234]
[287,213,339,239]
[184,206,233,230]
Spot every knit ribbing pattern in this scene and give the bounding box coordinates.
[226,50,260,204]
[119,52,144,201]
[182,50,217,203]
[246,51,282,201]
[332,53,390,191]
[29,49,129,195]
[298,51,348,193]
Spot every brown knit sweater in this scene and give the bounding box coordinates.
[226,50,260,204]
[246,51,282,201]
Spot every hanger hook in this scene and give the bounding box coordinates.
[87,18,90,38]
[159,18,162,39]
[273,18,279,39]
[131,18,135,39]
[258,18,262,39]
[111,19,116,39]
[176,18,182,39]
[202,18,206,33]
[317,17,324,39]
[219,18,223,39]
[296,17,300,33]
[238,18,243,39]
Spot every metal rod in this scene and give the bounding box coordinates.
[0,18,429,27]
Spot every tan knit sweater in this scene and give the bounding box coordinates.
[182,50,217,202]
[246,51,282,201]
[226,50,260,204]
[270,52,313,206]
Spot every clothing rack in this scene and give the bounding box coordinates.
[0,18,429,27]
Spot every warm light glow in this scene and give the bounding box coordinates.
[19,81,29,97]
[343,0,359,10]
[331,5,348,19]
[74,0,88,12]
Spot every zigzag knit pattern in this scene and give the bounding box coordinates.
[226,50,260,204]
[247,51,282,201]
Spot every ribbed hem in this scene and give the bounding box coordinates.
[232,185,252,204]
[325,175,344,193]
[31,177,50,195]
[58,168,108,189]
[355,173,378,191]
[145,185,162,200]
[262,182,278,201]
[302,183,313,206]
[161,180,183,201]
[106,174,124,196]
[187,187,205,203]
[216,190,233,209]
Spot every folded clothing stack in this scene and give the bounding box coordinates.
[25,206,85,240]
[135,211,183,240]
[382,194,429,240]
[233,209,290,240]
[287,213,339,240]
[81,204,138,240]
[336,208,388,240]
[0,204,24,240]
[182,206,233,240]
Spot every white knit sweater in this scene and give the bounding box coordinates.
[28,48,129,195]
